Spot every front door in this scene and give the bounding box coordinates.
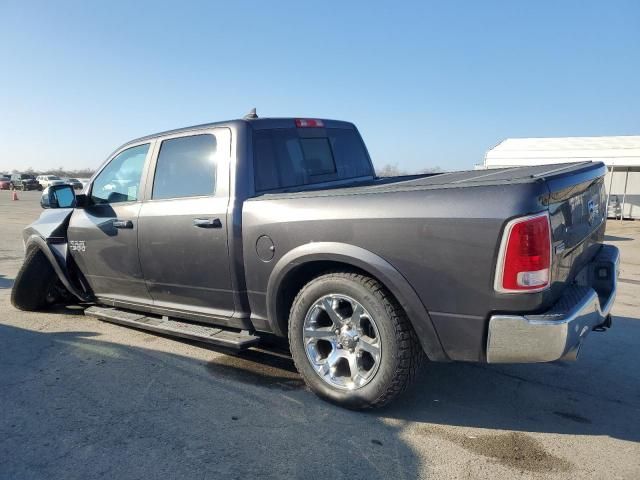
[137,129,235,321]
[68,142,153,305]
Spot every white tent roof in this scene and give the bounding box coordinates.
[484,135,640,168]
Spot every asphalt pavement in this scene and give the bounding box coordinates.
[1,190,639,479]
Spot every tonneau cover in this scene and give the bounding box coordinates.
[253,161,605,199]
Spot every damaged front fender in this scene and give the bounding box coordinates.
[22,209,92,302]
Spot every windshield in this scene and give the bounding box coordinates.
[252,127,373,192]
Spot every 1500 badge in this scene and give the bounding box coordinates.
[69,240,86,252]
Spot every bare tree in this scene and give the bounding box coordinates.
[416,166,443,174]
[34,168,95,178]
[375,164,443,177]
[375,164,407,177]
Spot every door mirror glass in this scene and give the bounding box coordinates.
[41,184,76,209]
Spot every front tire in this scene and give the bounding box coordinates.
[288,272,423,409]
[11,248,58,311]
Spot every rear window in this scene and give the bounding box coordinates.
[253,127,372,192]
[152,134,217,200]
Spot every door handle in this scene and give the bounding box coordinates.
[193,218,222,228]
[113,219,134,229]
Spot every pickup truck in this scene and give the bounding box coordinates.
[12,114,619,409]
[10,173,42,191]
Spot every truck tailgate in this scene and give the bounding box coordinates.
[545,162,608,289]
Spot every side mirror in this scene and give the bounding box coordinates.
[41,184,77,209]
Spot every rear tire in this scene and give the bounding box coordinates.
[11,248,58,311]
[288,272,423,409]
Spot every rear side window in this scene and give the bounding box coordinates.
[91,144,149,204]
[253,127,372,192]
[152,134,217,200]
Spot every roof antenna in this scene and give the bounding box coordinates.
[244,108,258,120]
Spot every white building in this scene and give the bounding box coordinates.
[482,135,640,220]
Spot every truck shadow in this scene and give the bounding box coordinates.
[604,234,633,242]
[2,313,638,479]
[202,320,640,444]
[384,315,640,443]
[0,323,419,479]
[141,318,640,444]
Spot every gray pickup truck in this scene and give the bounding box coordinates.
[12,114,619,409]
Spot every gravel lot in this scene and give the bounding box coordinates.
[1,190,639,479]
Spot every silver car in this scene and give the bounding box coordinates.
[63,178,84,190]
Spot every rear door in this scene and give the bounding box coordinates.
[138,128,235,321]
[68,141,154,304]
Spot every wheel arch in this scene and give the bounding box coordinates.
[23,235,90,302]
[266,242,448,361]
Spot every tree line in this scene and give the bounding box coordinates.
[375,164,443,177]
[8,167,95,178]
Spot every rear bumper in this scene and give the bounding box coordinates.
[486,244,619,363]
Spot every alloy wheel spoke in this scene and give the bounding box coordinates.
[303,327,336,339]
[350,303,364,327]
[322,297,345,327]
[357,338,381,359]
[324,349,345,378]
[317,361,331,376]
[346,353,363,385]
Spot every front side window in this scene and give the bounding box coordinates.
[152,134,217,200]
[91,144,149,204]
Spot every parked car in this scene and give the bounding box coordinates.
[11,115,619,409]
[10,173,41,191]
[63,178,84,190]
[36,175,65,189]
[77,178,91,189]
[0,175,11,190]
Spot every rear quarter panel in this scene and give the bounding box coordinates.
[242,181,551,361]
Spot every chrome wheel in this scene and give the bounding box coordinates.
[303,294,382,390]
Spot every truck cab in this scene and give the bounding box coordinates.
[58,119,374,328]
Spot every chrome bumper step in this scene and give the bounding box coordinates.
[84,306,260,350]
[486,244,619,363]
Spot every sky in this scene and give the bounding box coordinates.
[0,0,639,173]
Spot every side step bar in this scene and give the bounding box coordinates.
[84,306,261,350]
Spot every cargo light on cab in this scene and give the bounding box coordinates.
[495,212,551,293]
[295,118,324,128]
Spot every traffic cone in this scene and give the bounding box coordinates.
[12,190,18,201]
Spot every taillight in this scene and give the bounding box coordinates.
[495,212,551,293]
[295,118,324,128]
